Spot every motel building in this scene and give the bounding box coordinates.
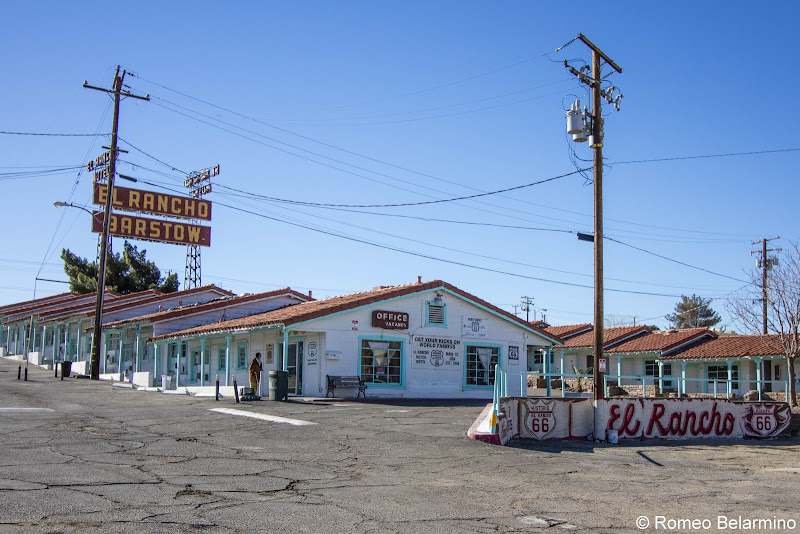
[98,287,312,388]
[1,285,236,372]
[148,279,561,399]
[0,289,158,363]
[539,323,799,399]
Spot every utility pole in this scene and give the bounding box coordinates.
[520,296,534,322]
[751,237,781,334]
[83,67,149,380]
[566,34,623,401]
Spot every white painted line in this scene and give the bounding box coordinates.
[208,408,316,426]
[386,409,409,413]
[0,408,55,412]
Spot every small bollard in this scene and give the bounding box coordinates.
[215,375,220,401]
[18,365,21,380]
[54,364,58,378]
[233,377,240,404]
[24,367,28,381]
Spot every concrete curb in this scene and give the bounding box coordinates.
[467,403,500,445]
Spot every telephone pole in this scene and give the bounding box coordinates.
[751,237,781,334]
[565,34,623,401]
[83,66,149,380]
[520,296,534,322]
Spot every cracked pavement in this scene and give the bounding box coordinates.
[1,359,799,533]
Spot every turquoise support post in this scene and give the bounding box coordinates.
[545,346,552,397]
[200,338,206,386]
[680,361,687,396]
[225,335,232,386]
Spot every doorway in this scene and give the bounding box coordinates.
[278,340,304,395]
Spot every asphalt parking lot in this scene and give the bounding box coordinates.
[1,358,799,533]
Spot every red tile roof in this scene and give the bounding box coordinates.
[151,280,560,343]
[544,323,593,340]
[608,328,715,355]
[100,288,312,329]
[0,292,77,314]
[4,291,122,322]
[556,325,651,349]
[660,334,785,360]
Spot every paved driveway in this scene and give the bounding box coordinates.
[1,358,799,533]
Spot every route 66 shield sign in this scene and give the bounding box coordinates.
[524,399,556,439]
[742,403,791,437]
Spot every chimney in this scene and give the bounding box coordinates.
[178,300,182,307]
[308,290,312,298]
[417,275,422,283]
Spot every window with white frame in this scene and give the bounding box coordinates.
[708,364,738,389]
[466,345,499,386]
[360,339,402,385]
[644,359,673,388]
[237,342,247,368]
[218,347,226,371]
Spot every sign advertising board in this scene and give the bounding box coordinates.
[411,335,462,369]
[372,311,409,330]
[461,316,488,338]
[93,183,212,221]
[523,399,556,439]
[601,398,792,439]
[92,211,211,247]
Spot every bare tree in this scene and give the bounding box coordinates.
[727,243,799,406]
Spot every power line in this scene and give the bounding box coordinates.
[604,236,750,284]
[215,168,589,209]
[0,131,108,137]
[130,175,711,299]
[610,147,800,165]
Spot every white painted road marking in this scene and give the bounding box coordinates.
[0,408,54,412]
[208,408,316,426]
[386,409,409,413]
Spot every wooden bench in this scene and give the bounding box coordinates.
[326,375,366,398]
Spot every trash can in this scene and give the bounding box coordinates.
[268,370,289,401]
[60,361,72,380]
[161,374,172,390]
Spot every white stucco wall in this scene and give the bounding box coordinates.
[266,291,554,399]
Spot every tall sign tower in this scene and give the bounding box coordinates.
[184,165,218,289]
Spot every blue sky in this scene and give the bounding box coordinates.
[2,1,798,330]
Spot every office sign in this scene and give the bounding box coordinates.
[93,183,212,221]
[92,211,211,247]
[372,311,409,330]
